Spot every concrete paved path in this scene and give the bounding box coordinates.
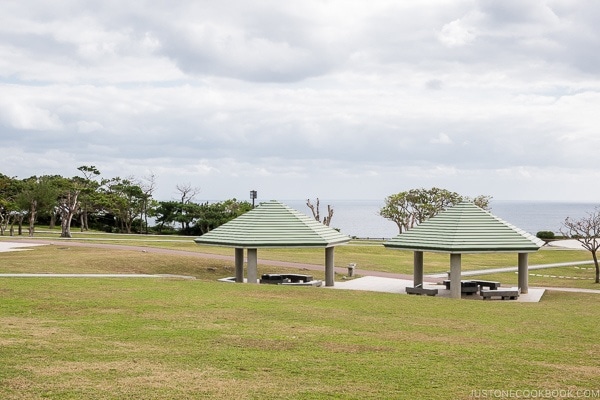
[0,242,46,252]
[0,273,195,279]
[331,276,547,302]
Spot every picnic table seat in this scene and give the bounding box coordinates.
[406,284,438,296]
[481,288,520,300]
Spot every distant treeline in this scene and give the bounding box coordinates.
[0,166,252,238]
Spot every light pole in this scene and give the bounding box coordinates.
[250,190,257,208]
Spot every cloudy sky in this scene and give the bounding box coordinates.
[2,0,600,202]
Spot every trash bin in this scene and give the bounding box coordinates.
[347,263,356,277]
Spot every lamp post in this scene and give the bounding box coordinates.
[250,190,257,208]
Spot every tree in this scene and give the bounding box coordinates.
[380,187,491,234]
[139,173,157,234]
[306,198,334,226]
[561,209,600,284]
[100,177,145,234]
[194,199,252,235]
[175,183,200,231]
[176,202,202,233]
[153,200,181,233]
[194,202,223,234]
[154,200,222,235]
[0,174,21,236]
[54,176,81,238]
[15,176,60,237]
[75,165,101,232]
[57,189,80,238]
[409,187,462,224]
[1,170,158,236]
[379,191,413,233]
[469,195,492,211]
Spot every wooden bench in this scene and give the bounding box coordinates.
[472,280,501,290]
[481,288,519,300]
[406,286,438,296]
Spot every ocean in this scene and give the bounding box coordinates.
[284,200,599,239]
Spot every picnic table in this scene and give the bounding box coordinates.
[442,280,479,295]
[260,274,313,284]
[443,280,501,293]
[471,280,501,290]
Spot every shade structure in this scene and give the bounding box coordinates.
[194,200,351,286]
[384,201,544,253]
[384,202,545,298]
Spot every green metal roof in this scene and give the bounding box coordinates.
[194,200,351,248]
[384,201,545,253]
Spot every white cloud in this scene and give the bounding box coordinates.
[438,19,476,47]
[1,1,600,202]
[0,101,63,131]
[430,132,453,145]
[77,120,103,133]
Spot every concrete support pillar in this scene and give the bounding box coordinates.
[325,247,335,287]
[247,248,258,284]
[414,251,424,287]
[450,253,462,299]
[518,252,529,294]
[234,248,244,283]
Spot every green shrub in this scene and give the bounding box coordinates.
[536,231,556,240]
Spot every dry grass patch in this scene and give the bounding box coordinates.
[7,361,288,400]
[530,361,600,380]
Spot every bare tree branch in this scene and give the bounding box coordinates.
[176,183,200,204]
[561,209,600,283]
[306,198,334,226]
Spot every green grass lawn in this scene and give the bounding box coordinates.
[1,235,599,399]
[5,231,595,275]
[1,278,599,399]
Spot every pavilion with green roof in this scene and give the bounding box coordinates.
[384,202,545,299]
[194,200,351,286]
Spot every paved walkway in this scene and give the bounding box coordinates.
[331,276,547,302]
[0,273,195,279]
[0,242,46,252]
